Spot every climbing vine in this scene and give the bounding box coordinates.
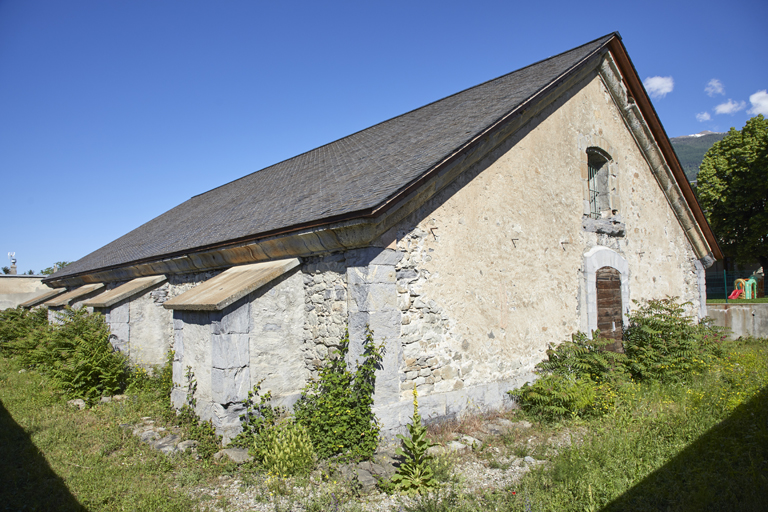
[294,327,383,459]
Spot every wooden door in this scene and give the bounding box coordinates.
[596,266,623,352]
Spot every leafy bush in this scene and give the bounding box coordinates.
[509,332,625,421]
[294,327,383,459]
[510,298,730,421]
[537,331,627,383]
[0,306,47,354]
[11,307,129,402]
[509,373,600,422]
[390,388,438,494]
[231,381,315,475]
[260,420,315,477]
[623,298,726,382]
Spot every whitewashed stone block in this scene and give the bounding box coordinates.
[211,366,250,404]
[211,334,249,369]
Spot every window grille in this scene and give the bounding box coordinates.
[586,147,611,219]
[588,160,600,219]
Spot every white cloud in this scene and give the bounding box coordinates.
[705,79,724,97]
[714,99,747,115]
[696,112,711,122]
[643,76,674,99]
[748,90,768,116]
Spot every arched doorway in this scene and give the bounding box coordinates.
[596,266,623,352]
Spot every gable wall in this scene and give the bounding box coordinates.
[390,73,701,403]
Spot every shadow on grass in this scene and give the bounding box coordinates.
[0,399,85,511]
[603,386,768,512]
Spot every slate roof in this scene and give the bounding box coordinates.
[53,33,616,281]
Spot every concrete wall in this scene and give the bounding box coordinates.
[708,304,768,339]
[0,275,50,310]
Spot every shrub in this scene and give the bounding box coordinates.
[229,379,285,456]
[509,331,625,421]
[260,420,315,477]
[0,306,47,354]
[509,373,599,422]
[294,327,383,459]
[537,331,627,383]
[510,297,730,422]
[623,297,726,382]
[12,308,129,402]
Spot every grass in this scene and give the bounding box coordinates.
[0,356,234,511]
[707,297,768,303]
[406,339,768,512]
[2,323,767,512]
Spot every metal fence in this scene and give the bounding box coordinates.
[705,270,765,300]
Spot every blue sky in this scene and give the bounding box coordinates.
[2,0,766,275]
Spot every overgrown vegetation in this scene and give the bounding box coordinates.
[406,337,768,512]
[293,327,383,459]
[622,298,726,382]
[2,300,765,510]
[4,307,129,403]
[510,298,727,421]
[0,306,48,353]
[230,379,316,475]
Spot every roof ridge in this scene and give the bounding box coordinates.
[48,32,622,282]
[192,32,619,199]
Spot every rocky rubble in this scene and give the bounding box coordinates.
[183,415,555,511]
[119,417,191,455]
[77,395,558,511]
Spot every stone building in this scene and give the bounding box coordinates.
[40,33,721,441]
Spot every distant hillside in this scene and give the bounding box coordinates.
[670,131,727,183]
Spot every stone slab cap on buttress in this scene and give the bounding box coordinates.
[83,275,168,308]
[162,258,301,311]
[43,283,105,307]
[19,287,67,308]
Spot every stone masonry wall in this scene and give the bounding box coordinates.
[372,72,705,431]
[301,254,348,377]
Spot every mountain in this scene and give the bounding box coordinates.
[670,131,727,183]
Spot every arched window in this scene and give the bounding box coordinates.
[586,147,612,219]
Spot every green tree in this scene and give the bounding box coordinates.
[40,261,71,275]
[697,115,768,271]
